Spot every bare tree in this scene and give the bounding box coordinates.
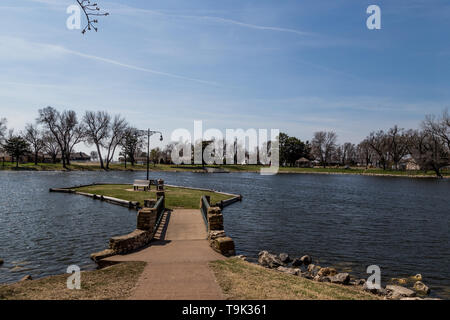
[24,123,45,165]
[311,131,337,167]
[42,131,60,164]
[357,139,374,169]
[367,130,389,170]
[83,111,110,169]
[339,142,356,166]
[386,125,409,170]
[406,129,449,178]
[63,111,85,165]
[104,115,128,169]
[37,107,85,168]
[423,108,450,150]
[76,0,109,34]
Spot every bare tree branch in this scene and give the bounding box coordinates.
[76,0,109,34]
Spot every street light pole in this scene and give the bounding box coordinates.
[139,129,163,181]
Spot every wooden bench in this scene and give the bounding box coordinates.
[133,180,151,191]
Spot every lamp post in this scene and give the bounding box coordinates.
[139,129,163,180]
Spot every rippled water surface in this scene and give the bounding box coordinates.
[0,171,449,298]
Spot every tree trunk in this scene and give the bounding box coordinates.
[96,144,105,170]
[16,157,19,168]
[34,151,38,165]
[433,166,443,178]
[61,152,67,169]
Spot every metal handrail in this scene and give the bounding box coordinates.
[150,195,165,240]
[200,195,210,231]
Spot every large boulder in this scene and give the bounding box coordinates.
[313,275,331,282]
[258,251,283,269]
[307,264,321,276]
[363,283,388,296]
[413,281,430,295]
[350,279,366,286]
[386,285,416,299]
[300,255,312,266]
[317,267,337,277]
[329,273,350,285]
[279,253,291,264]
[411,274,422,281]
[277,266,300,276]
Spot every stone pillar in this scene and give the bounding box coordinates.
[207,206,223,230]
[157,179,164,191]
[137,207,157,232]
[211,237,235,257]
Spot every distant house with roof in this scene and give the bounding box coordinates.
[399,157,420,171]
[295,157,312,168]
[70,152,91,162]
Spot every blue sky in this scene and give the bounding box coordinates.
[0,0,449,151]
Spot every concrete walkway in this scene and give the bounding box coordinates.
[104,209,226,300]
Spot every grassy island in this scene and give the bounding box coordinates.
[73,184,234,209]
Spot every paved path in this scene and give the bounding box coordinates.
[104,209,225,300]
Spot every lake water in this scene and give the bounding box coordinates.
[0,171,449,299]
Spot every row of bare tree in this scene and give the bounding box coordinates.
[0,107,149,170]
[1,108,449,175]
[310,109,449,177]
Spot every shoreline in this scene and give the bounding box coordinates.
[1,165,448,179]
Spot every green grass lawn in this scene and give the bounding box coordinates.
[210,258,380,300]
[74,184,233,209]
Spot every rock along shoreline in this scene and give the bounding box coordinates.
[237,250,440,300]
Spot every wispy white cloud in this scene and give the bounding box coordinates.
[55,46,220,86]
[177,15,313,37]
[0,36,219,86]
[108,3,312,37]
